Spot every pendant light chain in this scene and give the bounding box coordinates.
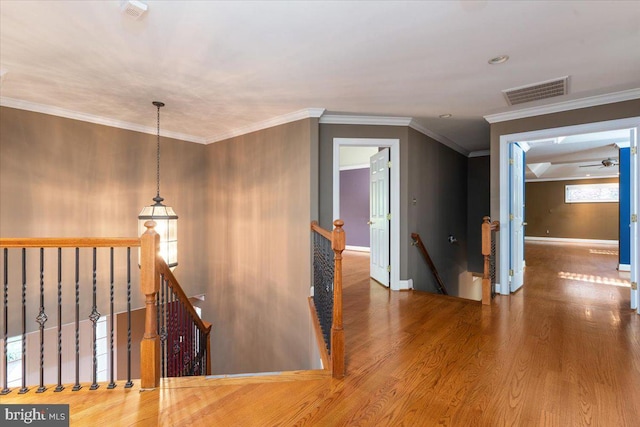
[156,103,161,200]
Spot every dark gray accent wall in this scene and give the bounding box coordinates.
[0,106,208,334]
[407,128,468,295]
[340,168,370,247]
[525,178,618,240]
[467,156,490,273]
[206,119,315,375]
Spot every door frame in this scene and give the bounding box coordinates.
[499,117,639,305]
[333,138,402,290]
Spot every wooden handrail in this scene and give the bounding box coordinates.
[156,257,212,375]
[481,216,500,306]
[0,237,141,248]
[410,233,448,295]
[309,219,345,379]
[310,221,332,241]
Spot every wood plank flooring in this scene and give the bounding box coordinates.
[2,243,638,426]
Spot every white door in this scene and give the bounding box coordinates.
[370,148,390,287]
[630,127,638,312]
[510,142,526,292]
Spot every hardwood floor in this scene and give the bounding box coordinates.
[3,243,638,426]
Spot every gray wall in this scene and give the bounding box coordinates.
[467,155,490,273]
[205,119,316,374]
[407,128,468,295]
[525,178,618,240]
[0,107,208,334]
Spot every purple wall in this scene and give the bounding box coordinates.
[340,168,370,247]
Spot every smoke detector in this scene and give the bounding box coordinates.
[502,76,569,106]
[120,0,148,20]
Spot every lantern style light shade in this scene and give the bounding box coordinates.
[138,201,178,269]
[138,101,178,269]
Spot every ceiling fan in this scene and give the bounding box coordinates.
[578,157,619,168]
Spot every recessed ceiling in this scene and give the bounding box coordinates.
[1,1,639,153]
[525,129,630,181]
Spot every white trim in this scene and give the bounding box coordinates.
[485,88,640,124]
[320,114,411,127]
[207,108,325,143]
[526,175,620,183]
[408,119,469,156]
[345,245,370,252]
[619,264,631,272]
[525,236,618,246]
[494,283,502,294]
[333,138,401,291]
[398,279,413,290]
[319,114,470,157]
[0,96,207,144]
[339,164,370,171]
[469,150,491,158]
[499,116,640,297]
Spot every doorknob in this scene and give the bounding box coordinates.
[522,222,528,226]
[367,220,374,225]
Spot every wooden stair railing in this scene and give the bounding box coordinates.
[410,233,448,295]
[0,221,210,393]
[481,216,500,306]
[139,221,212,388]
[309,220,345,379]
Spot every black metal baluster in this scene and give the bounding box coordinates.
[72,248,81,391]
[125,247,133,388]
[89,248,100,390]
[36,248,48,393]
[1,248,10,395]
[55,248,64,392]
[107,247,116,389]
[160,275,166,378]
[18,248,28,394]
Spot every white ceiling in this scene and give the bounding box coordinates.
[1,1,639,153]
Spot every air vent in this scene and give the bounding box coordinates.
[120,0,148,20]
[502,76,569,106]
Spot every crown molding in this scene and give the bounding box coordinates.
[0,97,207,144]
[469,150,490,158]
[319,114,470,156]
[206,108,325,144]
[484,88,640,124]
[319,114,412,127]
[408,119,469,156]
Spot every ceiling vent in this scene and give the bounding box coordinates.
[120,0,148,20]
[502,76,569,106]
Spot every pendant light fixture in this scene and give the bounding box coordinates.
[138,101,178,269]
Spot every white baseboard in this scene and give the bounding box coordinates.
[345,245,370,252]
[495,283,502,294]
[525,236,618,246]
[619,264,631,272]
[397,279,413,290]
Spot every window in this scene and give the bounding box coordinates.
[565,183,619,203]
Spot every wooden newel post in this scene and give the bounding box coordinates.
[331,219,345,379]
[140,221,161,389]
[481,216,491,306]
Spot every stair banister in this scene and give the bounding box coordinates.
[140,220,161,389]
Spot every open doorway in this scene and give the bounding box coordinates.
[333,138,403,290]
[499,117,638,312]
